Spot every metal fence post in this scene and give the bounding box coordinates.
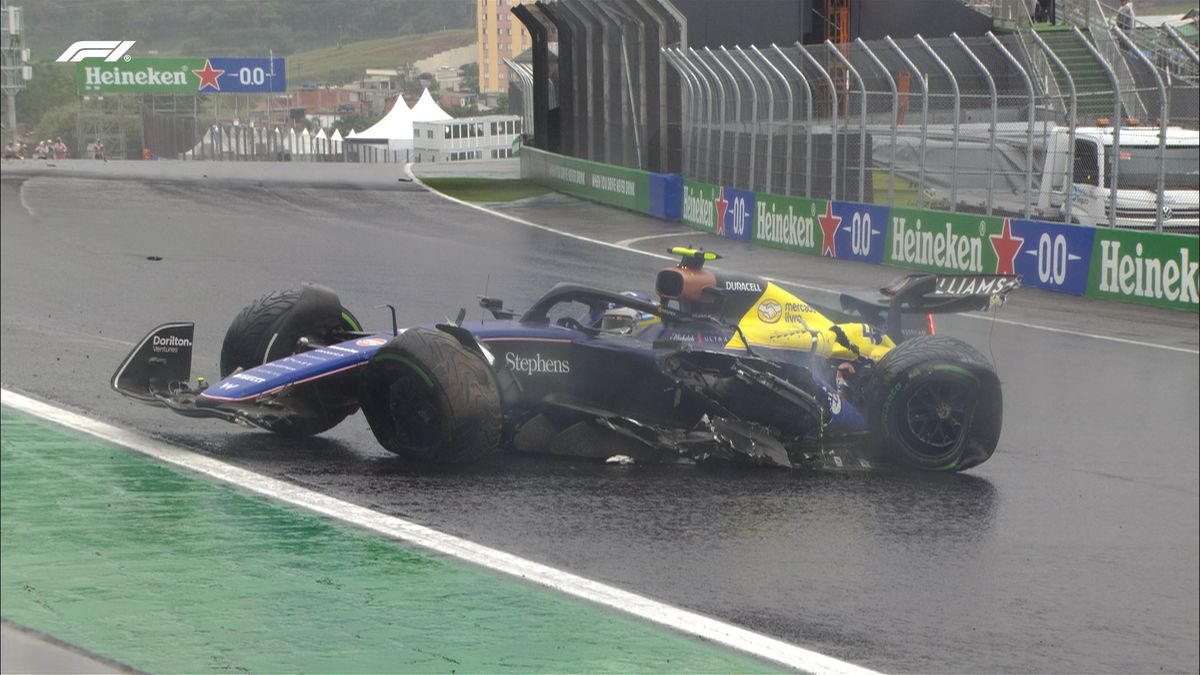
[691,47,727,185]
[856,38,897,206]
[1031,30,1077,225]
[678,49,717,183]
[773,44,813,198]
[825,41,868,202]
[1073,26,1121,228]
[723,46,759,191]
[885,37,929,208]
[736,46,773,193]
[1115,28,1168,232]
[795,44,838,200]
[988,32,1036,218]
[705,47,742,188]
[952,33,997,216]
[754,45,793,196]
[916,35,960,212]
[664,49,699,178]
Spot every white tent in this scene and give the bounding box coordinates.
[354,95,415,150]
[411,87,452,122]
[315,127,328,154]
[331,128,344,152]
[347,128,357,138]
[298,128,312,155]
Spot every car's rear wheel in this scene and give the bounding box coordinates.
[869,335,1001,471]
[360,328,502,463]
[220,283,362,438]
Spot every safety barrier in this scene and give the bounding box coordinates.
[522,147,680,220]
[524,147,1198,311]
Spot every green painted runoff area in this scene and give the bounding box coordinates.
[0,409,780,673]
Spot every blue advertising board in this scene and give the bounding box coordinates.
[206,57,287,93]
[716,186,754,242]
[1007,217,1096,295]
[829,201,888,264]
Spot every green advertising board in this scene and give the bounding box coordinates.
[76,57,286,94]
[681,179,718,233]
[1088,229,1199,311]
[886,208,1010,275]
[523,148,649,213]
[79,58,206,94]
[753,193,824,255]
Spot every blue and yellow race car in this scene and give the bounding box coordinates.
[113,247,1018,472]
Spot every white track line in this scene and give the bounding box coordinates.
[1,388,878,675]
[408,165,1198,356]
[615,231,699,247]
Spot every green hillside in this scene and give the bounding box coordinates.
[287,29,476,84]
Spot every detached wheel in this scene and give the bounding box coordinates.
[360,328,502,463]
[220,283,362,438]
[869,335,1001,471]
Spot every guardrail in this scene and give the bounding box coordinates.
[523,146,1198,312]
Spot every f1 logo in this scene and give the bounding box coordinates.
[56,40,136,62]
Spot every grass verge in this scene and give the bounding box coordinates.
[421,177,552,203]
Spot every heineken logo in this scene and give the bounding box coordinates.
[83,65,190,88]
[891,216,983,273]
[683,186,715,231]
[1098,240,1198,304]
[757,200,815,248]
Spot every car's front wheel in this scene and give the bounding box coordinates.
[220,283,362,438]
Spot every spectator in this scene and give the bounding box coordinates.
[1116,0,1135,35]
[33,140,48,159]
[94,138,105,161]
[55,137,67,159]
[3,143,14,159]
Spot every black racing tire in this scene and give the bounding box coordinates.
[869,335,1002,471]
[360,328,502,463]
[220,284,362,438]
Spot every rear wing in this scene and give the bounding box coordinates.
[840,274,1020,342]
[111,323,194,401]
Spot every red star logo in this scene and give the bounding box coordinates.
[193,59,224,91]
[715,188,729,236]
[989,218,1024,275]
[817,201,841,257]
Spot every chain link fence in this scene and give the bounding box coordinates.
[665,24,1199,233]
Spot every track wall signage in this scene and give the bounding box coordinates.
[77,57,286,94]
[526,150,1199,312]
[523,148,650,214]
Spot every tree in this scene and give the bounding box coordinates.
[488,93,508,114]
[458,62,479,93]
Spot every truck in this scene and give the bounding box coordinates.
[882,122,1199,233]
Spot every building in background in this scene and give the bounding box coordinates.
[476,0,531,93]
[412,114,521,162]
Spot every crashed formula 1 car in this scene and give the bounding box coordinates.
[113,247,1019,471]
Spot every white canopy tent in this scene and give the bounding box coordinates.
[353,95,416,150]
[411,87,452,122]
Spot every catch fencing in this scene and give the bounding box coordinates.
[663,21,1199,234]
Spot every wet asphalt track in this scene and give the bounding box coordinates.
[1,161,1197,673]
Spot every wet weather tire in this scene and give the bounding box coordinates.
[360,328,502,463]
[220,284,362,438]
[869,335,1002,471]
